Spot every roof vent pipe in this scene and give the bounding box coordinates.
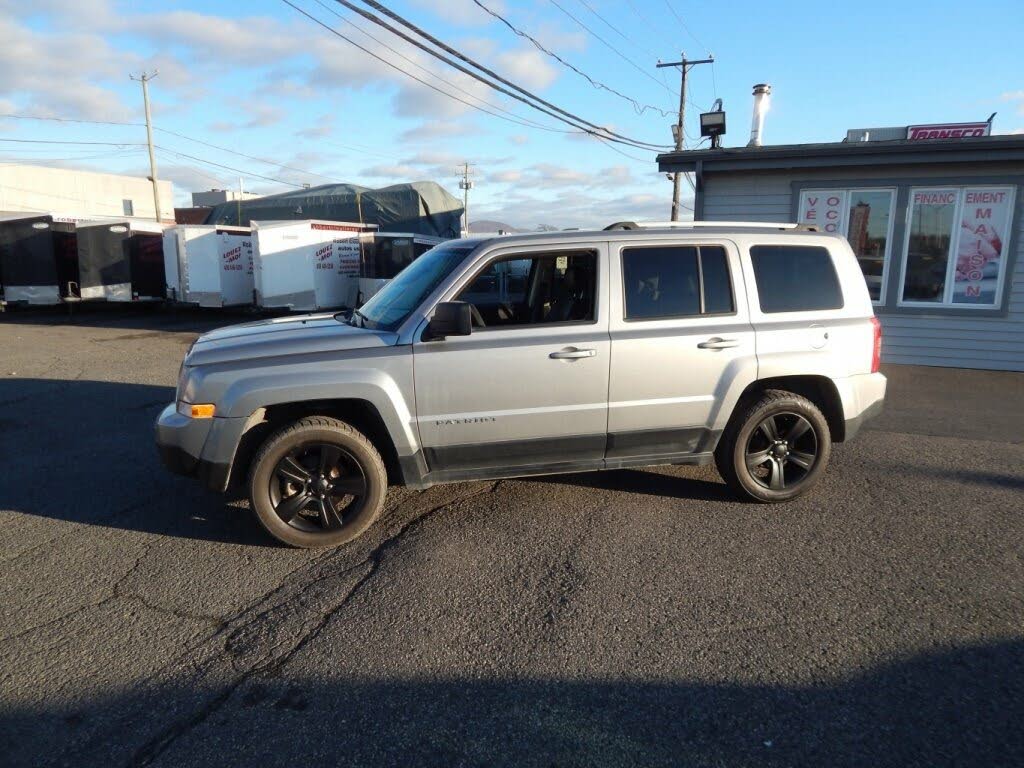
[747,83,772,147]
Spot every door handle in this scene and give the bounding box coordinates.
[697,337,740,350]
[549,347,596,359]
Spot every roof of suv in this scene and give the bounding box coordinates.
[460,222,837,250]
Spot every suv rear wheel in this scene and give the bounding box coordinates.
[248,416,387,548]
[715,389,831,503]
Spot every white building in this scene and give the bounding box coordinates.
[0,164,172,221]
[191,188,262,207]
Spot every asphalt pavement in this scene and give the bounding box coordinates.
[0,305,1022,767]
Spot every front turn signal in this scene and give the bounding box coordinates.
[189,403,216,419]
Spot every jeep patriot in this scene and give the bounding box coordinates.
[156,222,886,547]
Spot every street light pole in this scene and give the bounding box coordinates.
[657,53,713,221]
[131,70,162,222]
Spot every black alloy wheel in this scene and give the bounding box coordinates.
[743,412,818,491]
[714,389,832,503]
[248,416,387,548]
[270,442,368,533]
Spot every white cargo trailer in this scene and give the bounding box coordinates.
[163,224,253,306]
[356,232,445,305]
[252,220,375,311]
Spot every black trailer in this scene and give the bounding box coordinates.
[0,214,77,305]
[76,220,166,301]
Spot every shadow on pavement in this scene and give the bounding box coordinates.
[0,302,273,334]
[2,638,1021,767]
[0,377,273,547]
[536,467,735,502]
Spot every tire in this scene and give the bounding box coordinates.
[248,416,387,548]
[715,389,832,503]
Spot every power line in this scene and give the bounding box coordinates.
[0,114,141,128]
[622,0,677,50]
[545,0,674,96]
[336,0,669,150]
[470,0,672,117]
[660,0,708,52]
[154,145,306,188]
[157,127,338,182]
[574,0,663,60]
[1,112,337,183]
[283,0,606,145]
[311,0,574,134]
[0,137,145,147]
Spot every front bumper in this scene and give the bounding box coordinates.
[154,403,235,491]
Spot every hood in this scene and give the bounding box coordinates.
[186,313,399,367]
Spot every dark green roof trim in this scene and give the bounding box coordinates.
[657,135,1024,173]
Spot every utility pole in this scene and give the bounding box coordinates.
[657,53,713,220]
[130,70,162,222]
[458,162,474,235]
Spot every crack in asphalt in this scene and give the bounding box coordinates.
[125,481,502,767]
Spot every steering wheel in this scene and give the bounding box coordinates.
[469,303,486,328]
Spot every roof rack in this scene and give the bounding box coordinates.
[604,220,819,232]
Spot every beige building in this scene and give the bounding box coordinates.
[0,164,173,221]
[191,188,262,207]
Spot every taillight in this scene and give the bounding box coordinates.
[870,316,882,373]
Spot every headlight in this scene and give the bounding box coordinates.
[175,361,188,402]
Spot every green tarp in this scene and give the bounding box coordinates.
[205,181,463,238]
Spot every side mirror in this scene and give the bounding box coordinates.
[424,301,473,341]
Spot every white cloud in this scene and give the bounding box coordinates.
[361,163,425,180]
[495,48,559,91]
[473,186,689,231]
[406,0,504,27]
[399,119,477,142]
[509,134,529,145]
[488,169,522,183]
[0,16,141,121]
[1000,91,1024,115]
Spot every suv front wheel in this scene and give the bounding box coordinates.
[715,389,832,503]
[248,416,387,548]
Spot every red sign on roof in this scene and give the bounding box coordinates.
[907,123,990,140]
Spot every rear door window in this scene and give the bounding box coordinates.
[622,244,734,320]
[749,245,843,313]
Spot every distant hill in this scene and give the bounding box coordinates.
[469,219,521,233]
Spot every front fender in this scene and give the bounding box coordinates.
[184,347,419,456]
[224,368,418,454]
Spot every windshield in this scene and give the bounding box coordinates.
[354,241,477,331]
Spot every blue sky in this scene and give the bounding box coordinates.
[1,0,1022,228]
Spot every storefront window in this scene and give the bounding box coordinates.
[798,188,895,302]
[899,186,1016,308]
[903,188,957,302]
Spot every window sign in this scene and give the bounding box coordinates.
[799,188,895,302]
[900,185,1015,308]
[953,187,1014,305]
[798,190,847,234]
[902,188,958,303]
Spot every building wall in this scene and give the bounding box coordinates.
[700,162,1024,371]
[191,189,262,207]
[0,165,173,221]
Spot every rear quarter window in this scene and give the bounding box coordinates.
[749,245,844,313]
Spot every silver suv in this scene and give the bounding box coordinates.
[156,222,886,548]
